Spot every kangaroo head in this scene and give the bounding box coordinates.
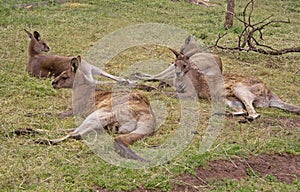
[169,48,191,78]
[24,29,50,54]
[52,56,81,89]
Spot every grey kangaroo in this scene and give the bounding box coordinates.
[42,56,156,161]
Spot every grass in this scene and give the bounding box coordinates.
[0,0,299,191]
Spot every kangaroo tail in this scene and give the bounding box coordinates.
[114,141,147,162]
[114,133,149,162]
[270,94,300,114]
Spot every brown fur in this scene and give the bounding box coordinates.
[48,57,156,161]
[24,29,72,78]
[171,48,300,120]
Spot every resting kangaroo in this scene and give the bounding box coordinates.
[25,29,135,84]
[25,29,72,78]
[132,36,223,97]
[47,56,156,161]
[169,47,300,120]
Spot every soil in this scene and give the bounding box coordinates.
[174,153,300,191]
[93,153,300,192]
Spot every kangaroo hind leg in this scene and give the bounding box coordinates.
[40,110,114,145]
[114,115,155,161]
[232,83,260,121]
[114,121,147,161]
[132,64,175,81]
[225,97,247,116]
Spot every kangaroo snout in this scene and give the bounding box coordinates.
[43,45,50,52]
[175,72,182,77]
[52,80,58,88]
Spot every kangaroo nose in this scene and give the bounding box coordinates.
[176,72,181,77]
[52,81,57,87]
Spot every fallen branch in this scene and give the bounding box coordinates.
[211,0,300,55]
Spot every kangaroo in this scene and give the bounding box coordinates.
[132,36,223,96]
[25,29,72,78]
[44,56,156,161]
[170,48,300,120]
[25,29,136,84]
[51,55,138,118]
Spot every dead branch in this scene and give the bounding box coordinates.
[211,0,300,55]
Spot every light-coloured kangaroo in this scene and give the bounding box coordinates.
[46,56,156,161]
[51,55,137,118]
[170,47,300,120]
[132,36,223,98]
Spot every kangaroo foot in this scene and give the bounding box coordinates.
[226,111,248,117]
[245,113,260,122]
[35,134,81,145]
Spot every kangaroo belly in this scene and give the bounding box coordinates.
[94,91,155,134]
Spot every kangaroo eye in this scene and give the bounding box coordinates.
[183,64,187,68]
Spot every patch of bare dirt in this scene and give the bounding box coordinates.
[93,153,300,192]
[174,153,300,191]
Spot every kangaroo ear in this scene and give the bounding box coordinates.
[169,48,182,58]
[33,31,41,41]
[71,57,80,73]
[24,29,32,38]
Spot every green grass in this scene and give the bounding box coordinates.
[0,0,300,191]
